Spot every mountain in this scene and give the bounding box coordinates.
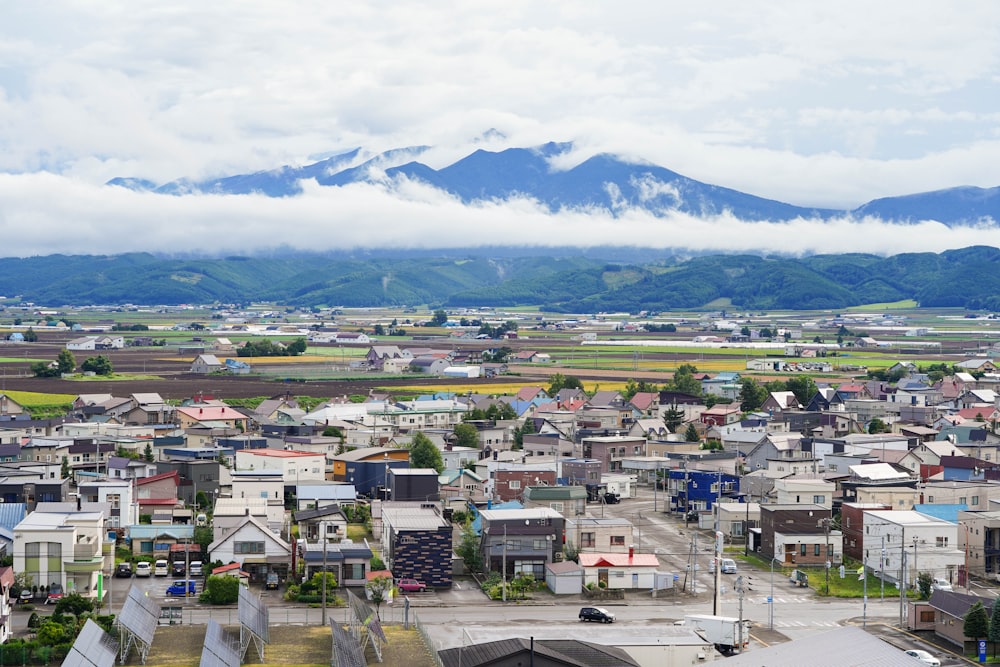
[107,141,1000,226]
[5,247,1000,311]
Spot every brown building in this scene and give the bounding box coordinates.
[493,469,557,502]
[840,502,891,562]
[760,504,839,566]
[581,436,646,473]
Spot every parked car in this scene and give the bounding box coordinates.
[154,559,169,577]
[166,580,197,596]
[397,578,426,592]
[45,584,63,604]
[190,561,203,576]
[720,558,737,574]
[172,561,186,576]
[115,562,133,578]
[603,493,620,504]
[904,649,940,666]
[18,589,33,603]
[135,562,152,578]
[931,578,952,592]
[579,606,615,623]
[266,572,280,590]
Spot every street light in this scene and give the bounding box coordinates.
[769,557,783,630]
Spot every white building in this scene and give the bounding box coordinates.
[234,448,325,483]
[862,509,964,587]
[774,477,835,508]
[14,509,107,600]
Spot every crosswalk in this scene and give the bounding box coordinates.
[746,596,815,604]
[769,619,842,629]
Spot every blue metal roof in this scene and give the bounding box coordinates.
[914,504,966,523]
[0,503,26,531]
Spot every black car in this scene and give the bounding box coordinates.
[579,606,615,623]
[172,562,186,576]
[115,562,133,578]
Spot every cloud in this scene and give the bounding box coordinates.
[3,1,1000,255]
[0,171,996,258]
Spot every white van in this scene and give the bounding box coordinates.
[154,559,169,577]
[190,561,203,576]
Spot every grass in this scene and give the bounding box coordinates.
[739,552,912,598]
[346,524,371,542]
[0,389,76,405]
[67,373,163,382]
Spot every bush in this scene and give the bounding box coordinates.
[199,575,239,605]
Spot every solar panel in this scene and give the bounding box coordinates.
[347,589,369,625]
[330,622,366,667]
[199,619,241,667]
[120,586,160,645]
[366,612,388,645]
[62,619,118,667]
[237,585,269,643]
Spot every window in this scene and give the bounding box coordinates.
[972,496,980,506]
[509,480,521,490]
[928,496,934,503]
[813,495,825,504]
[814,544,821,556]
[507,540,521,550]
[234,541,265,554]
[959,497,967,505]
[845,517,851,528]
[936,536,949,547]
[920,610,935,623]
[344,562,365,580]
[533,539,547,550]
[610,536,626,546]
[581,532,595,548]
[800,544,806,556]
[549,502,564,512]
[828,544,833,557]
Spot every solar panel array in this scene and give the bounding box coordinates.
[345,588,386,661]
[62,619,119,667]
[330,622,366,667]
[118,587,161,664]
[237,585,269,643]
[199,619,241,667]
[348,589,370,625]
[366,612,387,645]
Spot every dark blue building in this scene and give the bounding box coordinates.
[344,459,409,499]
[668,469,741,516]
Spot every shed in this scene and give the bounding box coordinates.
[544,559,583,595]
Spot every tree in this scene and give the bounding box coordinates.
[965,600,990,644]
[868,418,889,434]
[549,373,583,397]
[456,520,483,573]
[60,456,70,479]
[143,442,154,462]
[200,574,239,604]
[917,572,932,600]
[81,354,113,375]
[56,349,76,374]
[373,324,385,336]
[430,309,448,326]
[286,337,307,355]
[684,423,700,443]
[514,417,536,448]
[739,378,768,412]
[23,327,37,342]
[452,423,480,449]
[784,376,818,405]
[54,592,94,617]
[409,432,444,472]
[669,364,702,397]
[662,403,685,433]
[366,575,392,620]
[989,593,1000,657]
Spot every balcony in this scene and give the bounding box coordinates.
[64,558,104,573]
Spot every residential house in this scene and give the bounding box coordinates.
[293,505,348,543]
[126,524,195,560]
[492,467,557,502]
[579,548,660,590]
[381,504,453,588]
[438,639,640,667]
[0,504,27,557]
[387,468,439,502]
[14,508,108,601]
[565,517,634,554]
[522,485,587,517]
[438,469,486,504]
[300,539,372,587]
[760,504,841,567]
[175,405,249,431]
[0,395,25,417]
[928,589,994,651]
[761,391,802,414]
[581,435,646,474]
[207,514,291,583]
[190,354,224,374]
[212,497,268,542]
[840,502,891,562]
[478,508,564,580]
[135,470,181,519]
[0,567,12,643]
[773,477,835,508]
[716,502,760,543]
[862,509,963,587]
[230,470,286,532]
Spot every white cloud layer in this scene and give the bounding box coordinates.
[2,1,1000,257]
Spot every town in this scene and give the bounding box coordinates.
[1,304,998,666]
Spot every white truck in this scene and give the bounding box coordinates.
[682,614,751,655]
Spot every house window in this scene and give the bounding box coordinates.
[814,544,821,556]
[234,541,265,554]
[845,517,851,528]
[936,536,949,547]
[828,544,833,557]
[959,497,967,505]
[509,480,521,490]
[813,495,825,504]
[581,532,595,548]
[828,464,837,471]
[920,610,935,623]
[344,563,365,580]
[611,536,626,546]
[928,496,934,503]
[549,502,564,513]
[800,544,807,556]
[533,539,547,550]
[507,540,521,550]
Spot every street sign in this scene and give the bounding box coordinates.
[980,639,987,663]
[767,596,772,603]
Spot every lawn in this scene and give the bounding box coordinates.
[0,389,76,405]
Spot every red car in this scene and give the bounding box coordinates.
[397,578,426,592]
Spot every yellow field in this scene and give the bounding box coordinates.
[1,389,76,405]
[385,381,632,395]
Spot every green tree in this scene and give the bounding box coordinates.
[784,376,818,405]
[200,575,240,604]
[81,354,113,375]
[54,592,94,617]
[547,373,566,396]
[663,403,685,433]
[286,337,307,355]
[965,600,990,644]
[143,442,154,462]
[56,349,76,374]
[365,575,392,620]
[23,327,37,342]
[669,363,702,396]
[452,423,480,449]
[684,423,700,443]
[409,432,444,472]
[60,456,70,479]
[36,620,67,645]
[456,520,483,573]
[868,418,889,434]
[514,417,536,448]
[989,593,1000,657]
[430,309,448,326]
[373,324,385,336]
[739,378,768,412]
[917,571,932,600]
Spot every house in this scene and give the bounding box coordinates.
[15,508,108,600]
[928,589,994,651]
[492,467,557,502]
[0,566,12,643]
[773,477,835,508]
[700,404,741,427]
[957,509,1000,579]
[175,405,249,431]
[863,509,963,586]
[478,508,564,580]
[581,435,646,473]
[579,548,659,589]
[207,513,291,584]
[135,470,181,518]
[300,539,373,587]
[381,504,453,588]
[126,524,195,560]
[0,395,25,417]
[522,485,587,517]
[224,358,251,375]
[760,504,841,567]
[716,502,760,543]
[564,517,635,553]
[212,497,269,543]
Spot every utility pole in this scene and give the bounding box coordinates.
[502,523,508,603]
[899,529,906,628]
[736,575,745,653]
[713,531,722,616]
[880,535,885,602]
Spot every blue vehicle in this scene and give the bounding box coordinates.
[166,580,197,596]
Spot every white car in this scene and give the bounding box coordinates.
[931,578,953,592]
[135,561,152,578]
[904,649,940,666]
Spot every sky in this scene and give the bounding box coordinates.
[2,1,1000,257]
